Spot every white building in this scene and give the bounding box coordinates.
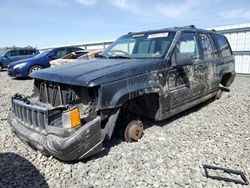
[213,23,250,74]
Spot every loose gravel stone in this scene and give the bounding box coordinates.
[0,72,249,187]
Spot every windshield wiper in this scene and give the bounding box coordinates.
[109,55,133,59]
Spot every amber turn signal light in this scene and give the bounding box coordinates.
[62,107,81,129]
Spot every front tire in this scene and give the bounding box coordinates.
[29,65,43,74]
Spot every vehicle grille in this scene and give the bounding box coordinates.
[12,99,48,134]
[37,81,80,107]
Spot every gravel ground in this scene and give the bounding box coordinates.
[0,72,249,188]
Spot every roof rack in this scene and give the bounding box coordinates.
[182,25,196,29]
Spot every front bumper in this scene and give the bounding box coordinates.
[8,68,26,78]
[8,112,103,161]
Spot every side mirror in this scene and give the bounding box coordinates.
[174,53,193,66]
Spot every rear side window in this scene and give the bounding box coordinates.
[18,50,28,56]
[213,34,232,57]
[198,33,214,60]
[28,50,37,55]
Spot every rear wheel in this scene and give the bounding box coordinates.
[29,65,43,74]
[124,120,144,142]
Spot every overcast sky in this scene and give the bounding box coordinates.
[0,0,250,48]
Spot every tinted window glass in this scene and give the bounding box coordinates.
[214,34,232,57]
[18,50,28,56]
[199,33,214,59]
[28,50,37,55]
[6,50,17,57]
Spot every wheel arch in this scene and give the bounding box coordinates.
[28,64,44,74]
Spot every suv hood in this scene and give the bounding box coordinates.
[30,58,165,87]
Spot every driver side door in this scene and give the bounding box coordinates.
[167,31,203,113]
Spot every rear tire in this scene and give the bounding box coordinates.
[29,65,43,74]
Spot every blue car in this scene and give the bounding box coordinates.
[8,46,82,78]
[0,47,39,71]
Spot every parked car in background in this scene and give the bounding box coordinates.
[8,46,82,78]
[0,47,39,71]
[50,50,88,67]
[78,49,102,60]
[50,49,102,67]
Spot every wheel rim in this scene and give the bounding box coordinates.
[124,120,143,142]
[30,66,41,73]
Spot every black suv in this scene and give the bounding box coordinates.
[8,26,235,161]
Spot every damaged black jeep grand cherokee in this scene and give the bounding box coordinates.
[8,25,235,161]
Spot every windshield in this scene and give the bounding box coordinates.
[35,49,51,58]
[102,31,176,59]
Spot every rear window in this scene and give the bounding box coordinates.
[213,34,232,57]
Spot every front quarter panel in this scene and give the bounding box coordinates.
[97,69,169,110]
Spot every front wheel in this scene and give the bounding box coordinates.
[124,120,144,142]
[29,65,43,74]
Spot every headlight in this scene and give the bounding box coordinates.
[13,62,27,69]
[62,107,81,129]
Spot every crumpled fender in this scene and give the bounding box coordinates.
[98,71,167,109]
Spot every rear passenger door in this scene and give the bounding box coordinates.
[17,49,30,60]
[211,34,234,82]
[198,33,218,92]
